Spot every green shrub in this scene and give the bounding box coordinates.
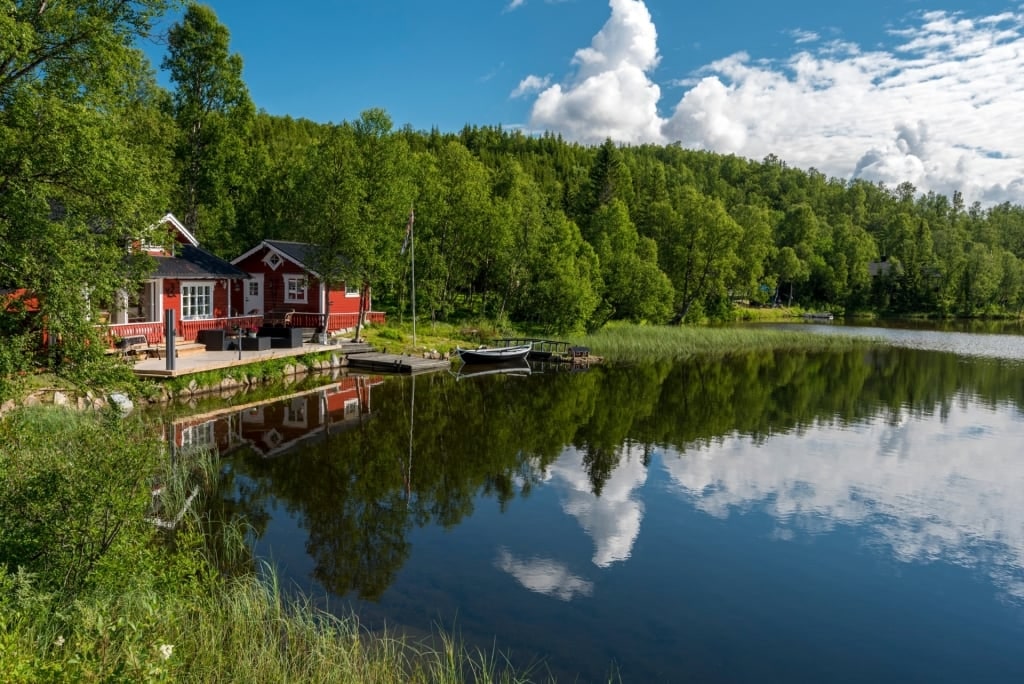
[0,406,164,597]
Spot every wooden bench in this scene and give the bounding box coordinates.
[115,335,161,360]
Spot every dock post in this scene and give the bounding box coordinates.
[164,309,176,371]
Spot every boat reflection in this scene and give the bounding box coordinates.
[450,358,532,381]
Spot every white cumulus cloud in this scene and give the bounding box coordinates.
[522,1,1024,204]
[527,0,663,144]
[511,74,551,98]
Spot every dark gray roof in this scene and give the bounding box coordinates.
[265,240,316,269]
[152,245,250,279]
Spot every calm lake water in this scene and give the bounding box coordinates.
[176,327,1024,682]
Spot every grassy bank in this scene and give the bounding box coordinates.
[358,318,878,363]
[0,405,542,683]
[570,322,878,362]
[1,567,536,683]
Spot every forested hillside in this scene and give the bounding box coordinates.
[3,2,1023,376]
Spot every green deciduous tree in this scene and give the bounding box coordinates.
[590,200,673,325]
[295,123,362,335]
[350,109,415,336]
[163,2,254,252]
[0,0,174,371]
[660,187,741,321]
[410,140,495,322]
[493,162,601,332]
[295,110,414,340]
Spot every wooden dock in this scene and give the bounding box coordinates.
[492,338,576,361]
[131,341,375,378]
[346,352,450,374]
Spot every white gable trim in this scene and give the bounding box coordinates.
[231,241,269,265]
[157,213,199,247]
[231,241,321,279]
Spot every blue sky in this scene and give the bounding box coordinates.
[141,0,1024,205]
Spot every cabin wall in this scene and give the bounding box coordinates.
[163,278,233,324]
[163,279,180,323]
[234,247,363,315]
[327,287,363,316]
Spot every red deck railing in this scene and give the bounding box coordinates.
[101,311,386,349]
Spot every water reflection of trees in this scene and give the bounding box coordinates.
[215,347,1024,599]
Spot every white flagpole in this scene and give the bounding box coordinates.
[410,207,416,349]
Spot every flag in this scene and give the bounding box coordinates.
[400,208,414,256]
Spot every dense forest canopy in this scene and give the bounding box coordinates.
[3,2,1024,376]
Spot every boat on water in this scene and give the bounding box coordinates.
[455,343,533,364]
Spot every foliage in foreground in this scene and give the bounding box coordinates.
[0,406,542,683]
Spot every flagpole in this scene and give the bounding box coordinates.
[401,206,417,349]
[410,207,416,349]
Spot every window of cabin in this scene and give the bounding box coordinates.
[180,282,213,319]
[285,276,307,303]
[344,398,359,417]
[181,421,216,453]
[345,283,360,297]
[284,398,308,428]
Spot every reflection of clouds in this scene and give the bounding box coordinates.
[495,548,593,601]
[660,398,1024,598]
[548,444,647,567]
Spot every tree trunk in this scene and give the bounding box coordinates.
[353,289,363,343]
[353,281,368,342]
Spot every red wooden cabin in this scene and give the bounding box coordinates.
[230,240,384,333]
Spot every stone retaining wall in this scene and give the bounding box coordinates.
[1,351,351,417]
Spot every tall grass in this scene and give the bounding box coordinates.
[0,405,545,683]
[169,569,543,683]
[570,323,879,362]
[1,565,543,683]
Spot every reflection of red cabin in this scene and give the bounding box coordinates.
[231,240,383,330]
[169,375,383,459]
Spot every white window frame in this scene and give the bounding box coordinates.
[264,252,283,270]
[181,421,216,452]
[345,283,360,297]
[180,281,214,320]
[284,275,307,303]
[344,398,360,418]
[284,398,308,428]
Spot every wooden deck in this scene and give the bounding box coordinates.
[131,340,375,378]
[345,352,451,374]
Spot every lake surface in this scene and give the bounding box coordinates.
[177,329,1024,682]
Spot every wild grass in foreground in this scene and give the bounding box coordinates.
[0,565,548,683]
[154,569,545,683]
[0,405,568,683]
[570,323,881,362]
